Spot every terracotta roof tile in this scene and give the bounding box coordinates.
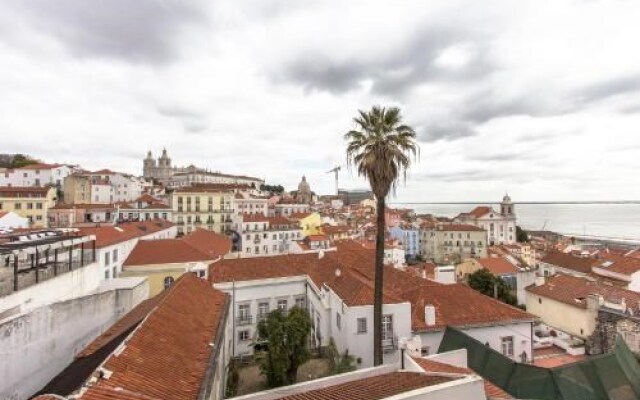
[77,220,175,248]
[540,251,600,274]
[407,284,534,332]
[413,358,513,399]
[526,273,640,313]
[80,274,228,400]
[123,239,211,266]
[596,257,640,276]
[476,257,519,275]
[0,186,54,197]
[272,372,454,400]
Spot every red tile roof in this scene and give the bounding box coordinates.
[526,274,640,313]
[477,257,519,275]
[16,162,63,170]
[307,234,330,241]
[272,372,454,400]
[468,206,492,218]
[438,224,485,232]
[181,228,232,259]
[79,274,228,400]
[123,239,211,266]
[540,251,600,274]
[407,284,534,332]
[595,257,640,276]
[0,186,54,197]
[77,220,175,248]
[413,358,513,399]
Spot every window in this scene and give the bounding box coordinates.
[501,336,514,357]
[295,297,306,309]
[382,315,393,339]
[277,299,288,312]
[113,249,118,262]
[105,270,110,279]
[15,203,21,210]
[36,203,43,210]
[238,304,251,324]
[357,317,367,334]
[104,252,110,266]
[336,313,341,330]
[163,276,175,290]
[258,302,269,319]
[421,346,430,356]
[238,330,250,341]
[112,266,117,278]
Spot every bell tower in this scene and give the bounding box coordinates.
[501,194,514,216]
[143,151,156,178]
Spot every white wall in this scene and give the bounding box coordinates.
[0,279,148,400]
[0,260,102,317]
[419,322,533,363]
[0,212,29,230]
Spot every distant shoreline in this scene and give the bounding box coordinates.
[389,201,640,205]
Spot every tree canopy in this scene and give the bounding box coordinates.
[467,268,517,305]
[516,226,529,243]
[256,307,312,388]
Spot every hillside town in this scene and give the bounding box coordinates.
[1,150,639,400]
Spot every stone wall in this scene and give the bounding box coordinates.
[588,308,640,355]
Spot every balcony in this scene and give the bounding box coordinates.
[237,315,253,326]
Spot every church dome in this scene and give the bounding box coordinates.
[502,194,512,203]
[298,175,311,192]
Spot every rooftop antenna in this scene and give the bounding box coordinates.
[326,166,341,196]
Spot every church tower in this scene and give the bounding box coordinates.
[157,148,172,181]
[501,194,515,217]
[143,150,156,178]
[297,175,312,204]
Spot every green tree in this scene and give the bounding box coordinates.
[345,106,418,366]
[467,268,517,305]
[11,154,38,168]
[257,307,312,388]
[516,226,529,243]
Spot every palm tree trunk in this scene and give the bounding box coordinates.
[373,195,385,366]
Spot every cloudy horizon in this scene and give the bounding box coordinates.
[1,0,640,202]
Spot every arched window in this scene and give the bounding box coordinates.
[164,276,175,290]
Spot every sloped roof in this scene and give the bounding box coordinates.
[79,274,228,399]
[406,284,534,332]
[271,372,454,400]
[413,358,513,399]
[123,239,211,266]
[476,257,519,275]
[77,220,175,248]
[540,251,600,274]
[526,273,640,313]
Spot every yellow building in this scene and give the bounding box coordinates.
[171,187,235,236]
[62,174,92,204]
[121,229,231,296]
[0,186,57,228]
[290,211,322,236]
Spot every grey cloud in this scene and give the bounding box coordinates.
[6,0,208,63]
[418,121,476,142]
[276,26,496,96]
[468,152,536,162]
[157,105,209,133]
[577,74,640,104]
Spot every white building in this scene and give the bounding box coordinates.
[233,192,269,216]
[0,211,29,231]
[272,199,310,217]
[78,220,177,280]
[210,249,536,369]
[234,213,303,257]
[455,195,517,245]
[0,163,76,189]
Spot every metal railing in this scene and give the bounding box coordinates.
[236,315,253,326]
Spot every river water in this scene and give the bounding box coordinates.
[389,203,640,241]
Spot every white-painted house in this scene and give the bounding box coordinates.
[78,220,177,280]
[210,249,536,368]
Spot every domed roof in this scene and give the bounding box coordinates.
[502,194,512,203]
[298,175,311,192]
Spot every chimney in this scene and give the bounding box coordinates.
[318,250,325,259]
[424,305,436,327]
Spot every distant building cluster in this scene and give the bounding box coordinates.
[3,149,640,400]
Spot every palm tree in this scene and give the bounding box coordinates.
[345,106,418,366]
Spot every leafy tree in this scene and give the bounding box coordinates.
[257,307,312,388]
[345,106,418,366]
[260,184,285,195]
[11,154,38,168]
[467,268,517,305]
[516,226,529,243]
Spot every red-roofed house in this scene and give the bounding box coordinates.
[0,163,76,189]
[210,248,535,368]
[122,229,231,295]
[234,213,303,257]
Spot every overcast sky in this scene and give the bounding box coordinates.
[1,0,639,202]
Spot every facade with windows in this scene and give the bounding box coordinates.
[0,163,75,190]
[420,223,488,264]
[171,187,234,235]
[389,225,421,259]
[210,251,534,368]
[454,195,517,245]
[0,186,57,228]
[234,213,303,257]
